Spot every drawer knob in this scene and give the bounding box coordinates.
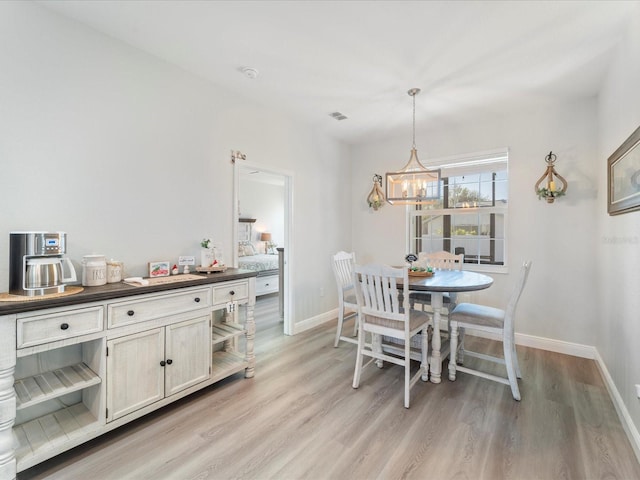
[127,310,135,316]
[194,297,200,303]
[166,359,173,365]
[160,360,166,367]
[229,290,235,296]
[60,323,69,330]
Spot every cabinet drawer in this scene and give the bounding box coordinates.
[108,287,211,328]
[256,275,278,296]
[212,281,248,305]
[17,306,104,348]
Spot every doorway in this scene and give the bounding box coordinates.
[233,161,293,335]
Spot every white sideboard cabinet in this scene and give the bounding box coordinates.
[0,271,256,479]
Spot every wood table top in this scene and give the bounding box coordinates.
[403,269,494,292]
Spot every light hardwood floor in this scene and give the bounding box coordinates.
[20,295,640,479]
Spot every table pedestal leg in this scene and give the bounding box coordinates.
[430,293,443,383]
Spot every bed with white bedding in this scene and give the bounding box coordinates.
[237,253,279,275]
[238,242,280,296]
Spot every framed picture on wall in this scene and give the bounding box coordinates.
[608,124,640,216]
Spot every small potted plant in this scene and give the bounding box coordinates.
[201,238,214,267]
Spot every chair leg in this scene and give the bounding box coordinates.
[352,310,358,337]
[512,334,522,379]
[373,333,383,368]
[503,336,521,401]
[449,321,458,381]
[421,329,429,382]
[352,324,365,389]
[334,306,345,347]
[404,339,411,409]
[458,327,465,365]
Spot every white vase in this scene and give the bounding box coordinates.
[201,248,214,267]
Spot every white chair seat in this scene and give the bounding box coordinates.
[366,308,429,331]
[449,303,504,329]
[344,292,357,305]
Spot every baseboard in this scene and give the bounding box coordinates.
[593,350,640,464]
[294,308,338,335]
[466,329,597,359]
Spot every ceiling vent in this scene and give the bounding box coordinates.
[329,112,348,121]
[240,66,259,79]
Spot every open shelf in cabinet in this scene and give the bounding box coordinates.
[14,402,100,471]
[15,363,101,410]
[211,322,245,344]
[211,351,247,381]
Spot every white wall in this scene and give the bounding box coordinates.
[597,2,640,448]
[0,1,351,326]
[351,98,600,346]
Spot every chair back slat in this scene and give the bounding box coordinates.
[418,251,464,271]
[332,251,356,293]
[354,264,407,322]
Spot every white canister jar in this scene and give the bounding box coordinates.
[82,255,107,286]
[106,259,123,283]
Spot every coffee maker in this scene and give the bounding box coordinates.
[9,232,78,296]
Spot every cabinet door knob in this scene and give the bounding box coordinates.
[194,297,200,303]
[60,323,69,330]
[229,290,235,296]
[166,359,173,365]
[160,360,166,367]
[127,310,135,316]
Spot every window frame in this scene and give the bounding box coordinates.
[405,148,509,274]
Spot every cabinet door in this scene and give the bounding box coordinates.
[107,328,164,422]
[165,316,211,397]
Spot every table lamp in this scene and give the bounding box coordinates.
[260,232,272,254]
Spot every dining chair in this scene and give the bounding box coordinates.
[448,260,532,400]
[331,251,358,347]
[411,251,464,324]
[352,263,430,408]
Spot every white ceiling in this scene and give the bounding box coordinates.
[37,0,637,145]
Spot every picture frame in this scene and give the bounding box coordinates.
[149,261,170,277]
[608,125,640,216]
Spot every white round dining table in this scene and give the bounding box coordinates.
[404,270,494,383]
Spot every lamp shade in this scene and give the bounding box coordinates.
[260,232,272,242]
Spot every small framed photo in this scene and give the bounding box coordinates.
[149,261,170,277]
[608,125,640,216]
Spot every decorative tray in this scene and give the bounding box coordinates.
[195,265,228,274]
[408,270,434,277]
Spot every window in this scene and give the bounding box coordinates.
[408,149,508,271]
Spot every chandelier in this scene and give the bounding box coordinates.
[385,88,441,205]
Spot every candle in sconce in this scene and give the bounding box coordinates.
[549,180,556,191]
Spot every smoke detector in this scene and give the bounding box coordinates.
[241,66,259,79]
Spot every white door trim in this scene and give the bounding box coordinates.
[233,160,294,336]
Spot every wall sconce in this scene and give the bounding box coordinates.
[367,174,385,211]
[535,151,568,203]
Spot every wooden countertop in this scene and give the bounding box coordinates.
[0,268,257,315]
